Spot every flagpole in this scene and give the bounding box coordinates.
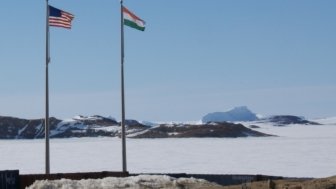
[120,0,127,173]
[45,0,50,175]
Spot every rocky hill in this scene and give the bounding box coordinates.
[129,122,273,138]
[259,115,321,126]
[0,115,273,139]
[0,116,60,139]
[0,115,149,139]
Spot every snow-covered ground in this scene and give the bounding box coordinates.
[1,123,336,178]
[314,116,336,125]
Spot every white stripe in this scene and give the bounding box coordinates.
[123,12,145,28]
[50,17,70,22]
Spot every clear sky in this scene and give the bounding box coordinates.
[0,0,335,121]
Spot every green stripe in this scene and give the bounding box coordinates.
[124,19,145,31]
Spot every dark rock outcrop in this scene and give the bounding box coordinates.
[249,125,260,129]
[130,122,274,138]
[0,116,62,139]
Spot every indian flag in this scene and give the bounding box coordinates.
[123,6,145,31]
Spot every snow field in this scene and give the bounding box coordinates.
[0,124,336,178]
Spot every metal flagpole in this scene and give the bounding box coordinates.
[120,0,127,173]
[45,0,50,175]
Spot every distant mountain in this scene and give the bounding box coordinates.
[259,115,321,126]
[201,106,324,126]
[202,106,258,123]
[0,115,273,139]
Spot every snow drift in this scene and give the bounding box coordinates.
[26,175,220,189]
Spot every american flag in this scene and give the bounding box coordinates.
[49,6,74,29]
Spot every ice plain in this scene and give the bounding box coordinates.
[1,121,336,178]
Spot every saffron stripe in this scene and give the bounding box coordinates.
[122,6,144,23]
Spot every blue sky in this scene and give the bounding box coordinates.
[0,0,335,121]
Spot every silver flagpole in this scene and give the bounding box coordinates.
[120,0,127,173]
[45,0,50,174]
